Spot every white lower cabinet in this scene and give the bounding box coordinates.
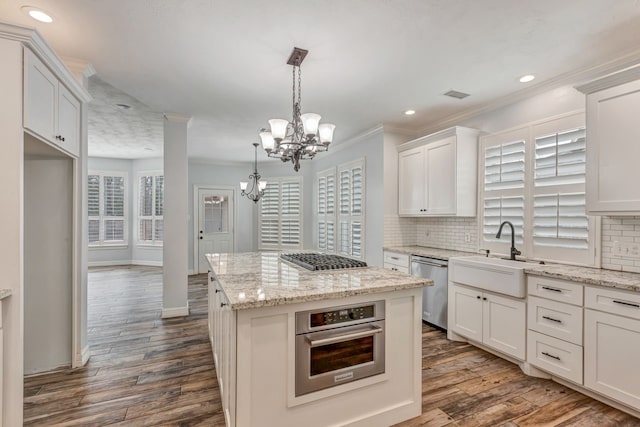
[528,330,583,384]
[208,273,236,427]
[585,296,640,410]
[449,283,525,360]
[383,251,410,274]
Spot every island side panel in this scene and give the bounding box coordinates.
[234,288,422,427]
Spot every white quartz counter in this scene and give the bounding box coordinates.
[0,289,11,300]
[384,245,477,260]
[206,252,433,310]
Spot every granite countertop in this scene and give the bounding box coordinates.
[386,245,640,293]
[206,252,433,310]
[384,246,477,260]
[522,263,640,293]
[0,289,12,300]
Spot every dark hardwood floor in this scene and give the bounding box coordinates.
[23,266,639,426]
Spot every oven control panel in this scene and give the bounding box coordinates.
[310,305,375,327]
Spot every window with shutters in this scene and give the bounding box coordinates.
[88,171,127,246]
[314,160,365,259]
[479,113,598,266]
[317,167,336,253]
[137,172,164,245]
[259,176,303,250]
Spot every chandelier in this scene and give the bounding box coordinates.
[259,47,336,172]
[240,143,267,203]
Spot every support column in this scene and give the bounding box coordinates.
[162,113,191,317]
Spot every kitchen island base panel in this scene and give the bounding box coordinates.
[233,288,422,427]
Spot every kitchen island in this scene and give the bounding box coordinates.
[206,252,432,427]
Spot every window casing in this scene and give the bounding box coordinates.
[88,172,127,246]
[315,158,366,260]
[479,112,598,266]
[259,176,303,250]
[137,173,164,245]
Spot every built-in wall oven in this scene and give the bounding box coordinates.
[295,300,385,396]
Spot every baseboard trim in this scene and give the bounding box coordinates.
[188,269,195,275]
[162,304,190,318]
[131,260,162,267]
[88,260,131,267]
[81,345,90,365]
[88,260,163,267]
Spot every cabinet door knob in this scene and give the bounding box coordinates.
[220,302,227,308]
[476,295,481,299]
[483,297,487,301]
[61,137,65,142]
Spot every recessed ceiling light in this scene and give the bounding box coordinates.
[21,6,53,23]
[404,110,416,116]
[519,74,535,83]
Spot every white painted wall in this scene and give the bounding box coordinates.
[163,115,189,315]
[0,37,25,427]
[24,153,73,374]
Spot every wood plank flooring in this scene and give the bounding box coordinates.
[24,266,639,426]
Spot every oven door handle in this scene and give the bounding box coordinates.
[306,325,382,348]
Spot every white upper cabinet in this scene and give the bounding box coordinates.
[398,126,479,217]
[576,65,640,215]
[24,48,80,157]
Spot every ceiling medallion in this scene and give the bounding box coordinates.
[259,47,336,172]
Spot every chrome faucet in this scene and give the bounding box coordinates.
[496,221,521,261]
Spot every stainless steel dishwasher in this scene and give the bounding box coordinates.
[411,255,448,330]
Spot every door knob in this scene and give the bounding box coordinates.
[199,236,203,240]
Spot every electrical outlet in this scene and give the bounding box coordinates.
[613,241,623,256]
[629,243,640,258]
[424,229,430,238]
[464,233,472,243]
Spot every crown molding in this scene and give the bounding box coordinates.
[415,47,640,136]
[381,125,418,137]
[0,21,92,102]
[61,56,97,81]
[575,63,640,94]
[164,113,192,124]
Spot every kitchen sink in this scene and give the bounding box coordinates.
[449,256,526,298]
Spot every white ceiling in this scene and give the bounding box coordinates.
[2,1,640,162]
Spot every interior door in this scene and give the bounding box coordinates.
[198,188,234,273]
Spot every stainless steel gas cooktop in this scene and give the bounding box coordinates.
[280,253,368,271]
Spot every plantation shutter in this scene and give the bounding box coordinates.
[337,159,365,260]
[88,175,100,243]
[103,176,125,241]
[259,177,302,249]
[482,138,526,246]
[138,174,164,244]
[532,122,591,256]
[316,168,336,253]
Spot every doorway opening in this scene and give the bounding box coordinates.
[194,186,236,274]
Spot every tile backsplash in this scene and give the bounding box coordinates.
[385,214,640,273]
[384,215,478,252]
[601,216,640,273]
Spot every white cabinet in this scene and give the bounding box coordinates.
[576,65,640,214]
[398,126,479,217]
[24,48,80,157]
[449,283,525,360]
[383,250,409,274]
[584,286,640,410]
[208,273,236,426]
[526,276,584,384]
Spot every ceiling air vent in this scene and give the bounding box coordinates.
[443,90,470,100]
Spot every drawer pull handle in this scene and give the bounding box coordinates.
[542,286,562,293]
[542,315,562,323]
[613,300,640,308]
[390,257,399,260]
[541,351,561,361]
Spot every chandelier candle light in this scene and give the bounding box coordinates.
[259,47,336,172]
[240,142,267,203]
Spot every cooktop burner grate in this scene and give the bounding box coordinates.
[280,253,368,271]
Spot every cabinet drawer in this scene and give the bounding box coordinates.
[527,330,583,385]
[383,251,409,268]
[384,263,409,274]
[528,276,583,306]
[585,286,640,320]
[527,296,583,345]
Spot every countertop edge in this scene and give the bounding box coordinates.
[0,289,12,300]
[523,269,640,293]
[227,280,431,310]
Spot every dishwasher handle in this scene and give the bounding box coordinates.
[411,258,448,268]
